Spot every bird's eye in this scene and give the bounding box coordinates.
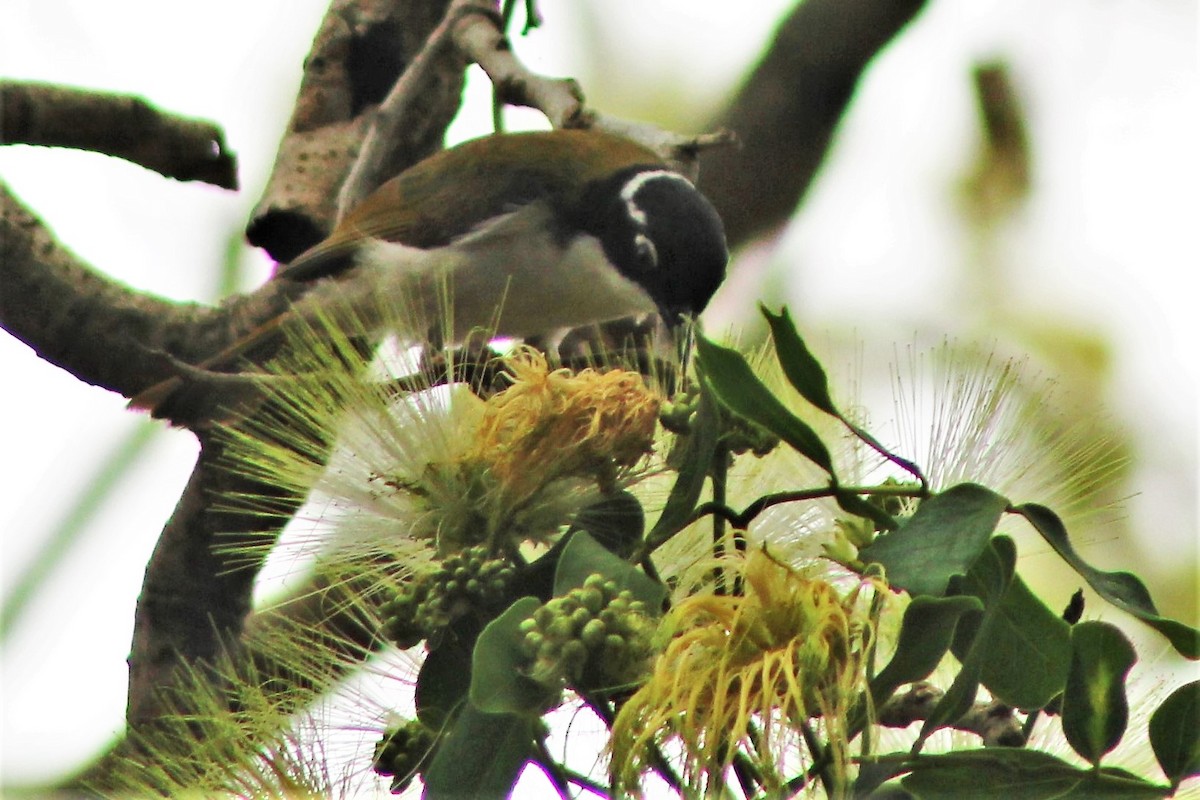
[634,233,658,269]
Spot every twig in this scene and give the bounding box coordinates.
[1,80,237,188]
[686,483,923,533]
[578,689,685,795]
[447,1,736,180]
[248,0,463,263]
[562,767,608,798]
[451,0,587,129]
[336,0,475,215]
[534,737,574,800]
[878,682,1026,747]
[590,120,736,183]
[799,720,836,799]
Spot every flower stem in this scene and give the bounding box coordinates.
[687,483,924,531]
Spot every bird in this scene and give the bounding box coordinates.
[131,128,728,420]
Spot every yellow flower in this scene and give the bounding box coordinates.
[466,346,661,510]
[221,329,663,567]
[611,550,881,796]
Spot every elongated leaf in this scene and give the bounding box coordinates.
[423,704,535,799]
[870,595,983,704]
[950,571,1071,710]
[415,628,474,729]
[1149,681,1200,788]
[470,597,559,715]
[695,334,834,475]
[1015,503,1198,659]
[761,304,837,414]
[916,536,1016,746]
[861,483,1008,597]
[762,304,926,486]
[554,531,666,610]
[1062,621,1137,765]
[647,385,719,547]
[898,748,1170,799]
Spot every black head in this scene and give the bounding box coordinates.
[572,166,728,323]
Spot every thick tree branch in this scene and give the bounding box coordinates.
[698,0,931,248]
[125,436,303,726]
[0,180,208,394]
[336,0,473,214]
[0,180,312,398]
[247,0,462,264]
[0,80,237,189]
[123,0,466,731]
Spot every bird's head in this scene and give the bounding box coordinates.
[571,165,728,328]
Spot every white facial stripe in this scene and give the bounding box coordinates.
[619,169,694,230]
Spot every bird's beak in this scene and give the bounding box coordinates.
[659,308,698,380]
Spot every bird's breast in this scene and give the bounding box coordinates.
[354,203,658,343]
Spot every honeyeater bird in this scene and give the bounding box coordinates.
[132,128,728,419]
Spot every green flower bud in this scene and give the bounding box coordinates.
[546,616,574,642]
[603,633,627,657]
[522,631,545,658]
[570,606,592,632]
[576,587,603,615]
[561,640,588,674]
[580,618,608,649]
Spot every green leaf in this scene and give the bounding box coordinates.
[1015,503,1199,659]
[570,490,644,558]
[834,488,900,532]
[1062,621,1137,765]
[647,385,719,546]
[415,629,474,729]
[916,536,1016,746]
[554,531,666,611]
[470,597,559,715]
[760,304,837,414]
[1149,681,1200,788]
[871,595,984,703]
[950,571,1071,711]
[761,304,926,487]
[695,333,834,475]
[422,704,536,800]
[897,748,1171,799]
[861,483,1009,597]
[855,760,910,798]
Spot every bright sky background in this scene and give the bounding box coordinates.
[1,0,1197,790]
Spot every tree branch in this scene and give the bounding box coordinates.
[247,0,463,264]
[698,0,931,248]
[122,0,467,731]
[0,180,206,395]
[0,80,237,189]
[878,682,1026,747]
[0,180,311,399]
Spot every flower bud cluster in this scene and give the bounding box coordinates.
[518,573,655,690]
[383,545,515,648]
[372,718,435,795]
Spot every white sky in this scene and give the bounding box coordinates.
[1,0,1197,789]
